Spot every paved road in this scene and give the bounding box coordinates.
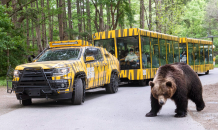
[0,68,218,130]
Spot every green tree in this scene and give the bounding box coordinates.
[0,4,26,76]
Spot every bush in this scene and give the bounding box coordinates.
[215,55,218,64]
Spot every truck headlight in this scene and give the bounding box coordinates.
[53,67,70,76]
[14,70,19,77]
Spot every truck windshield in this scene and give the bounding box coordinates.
[37,48,81,62]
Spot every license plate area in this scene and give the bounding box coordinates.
[28,89,40,96]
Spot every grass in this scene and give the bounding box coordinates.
[0,77,8,87]
[214,64,218,68]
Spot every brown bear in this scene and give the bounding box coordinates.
[146,62,205,117]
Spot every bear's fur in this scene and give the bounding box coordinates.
[146,62,205,117]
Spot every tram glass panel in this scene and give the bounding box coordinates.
[200,44,204,65]
[174,41,180,63]
[141,36,151,68]
[159,39,166,66]
[204,44,209,64]
[209,45,213,64]
[188,43,194,65]
[179,43,187,63]
[194,43,200,65]
[151,38,159,68]
[117,36,140,70]
[167,40,174,64]
[94,39,115,55]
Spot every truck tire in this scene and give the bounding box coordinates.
[22,98,32,106]
[106,73,119,94]
[71,78,83,105]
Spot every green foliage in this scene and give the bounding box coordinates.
[0,5,27,76]
[174,0,207,37]
[0,77,7,87]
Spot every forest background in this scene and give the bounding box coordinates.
[0,0,218,78]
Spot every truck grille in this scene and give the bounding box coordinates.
[18,68,53,87]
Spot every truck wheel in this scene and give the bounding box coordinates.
[22,98,32,106]
[106,73,119,94]
[71,78,83,105]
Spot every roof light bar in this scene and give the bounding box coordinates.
[52,42,78,46]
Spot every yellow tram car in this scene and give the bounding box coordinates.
[93,28,214,85]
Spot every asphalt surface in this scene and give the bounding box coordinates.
[0,68,218,130]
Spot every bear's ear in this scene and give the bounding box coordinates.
[166,81,172,87]
[149,81,154,88]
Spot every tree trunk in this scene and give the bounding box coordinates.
[93,0,99,32]
[149,0,152,30]
[36,0,43,54]
[155,0,162,32]
[26,2,30,51]
[82,0,85,34]
[106,4,110,30]
[47,0,53,41]
[77,0,82,39]
[12,0,17,28]
[31,2,35,55]
[7,48,9,69]
[99,4,104,31]
[86,0,91,39]
[68,0,73,40]
[58,0,64,40]
[1,0,11,5]
[63,1,68,40]
[129,0,132,28]
[140,0,145,29]
[41,0,45,49]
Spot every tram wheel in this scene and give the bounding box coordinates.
[205,70,209,75]
[139,79,147,86]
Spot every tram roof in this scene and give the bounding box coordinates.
[92,28,179,41]
[92,28,212,44]
[180,37,213,45]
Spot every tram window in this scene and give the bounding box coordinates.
[159,39,166,66]
[94,39,115,55]
[117,36,140,70]
[209,45,213,64]
[194,44,200,65]
[141,36,151,68]
[151,38,159,68]
[167,40,174,64]
[200,44,204,65]
[179,44,187,63]
[188,43,194,65]
[174,41,180,63]
[204,45,209,64]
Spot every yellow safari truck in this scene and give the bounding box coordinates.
[8,40,119,105]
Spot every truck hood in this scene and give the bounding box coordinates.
[15,60,79,70]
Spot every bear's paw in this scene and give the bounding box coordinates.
[145,112,157,117]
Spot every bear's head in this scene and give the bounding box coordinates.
[149,79,177,106]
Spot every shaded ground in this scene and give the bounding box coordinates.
[0,87,22,116]
[1,83,218,129]
[189,83,218,130]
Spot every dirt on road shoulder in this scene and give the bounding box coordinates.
[189,83,218,130]
[0,87,22,116]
